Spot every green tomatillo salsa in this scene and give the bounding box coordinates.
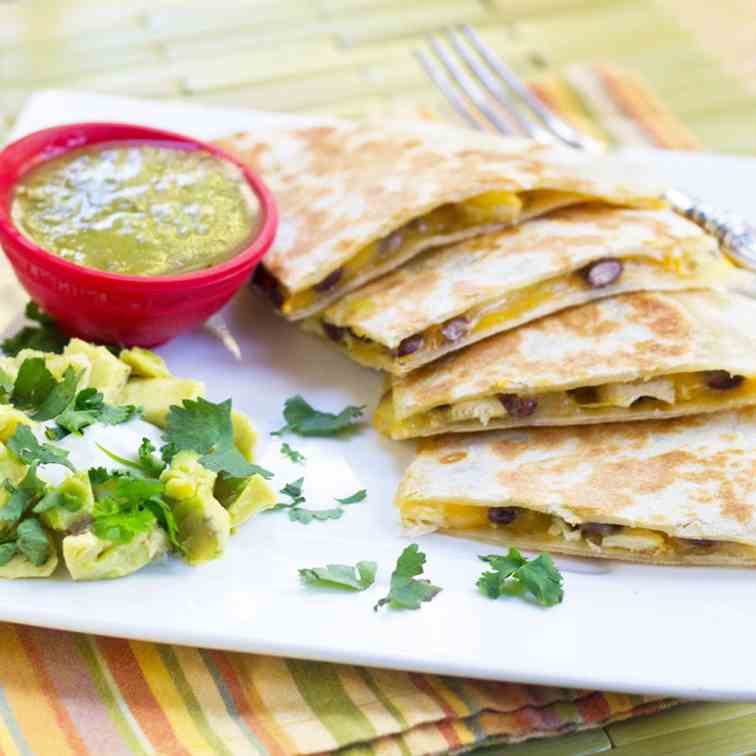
[12,143,259,276]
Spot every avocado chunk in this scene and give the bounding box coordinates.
[64,339,131,402]
[160,450,229,565]
[38,470,95,533]
[0,405,35,443]
[231,410,258,462]
[121,378,204,427]
[0,440,29,485]
[14,348,92,388]
[63,527,168,580]
[0,531,58,579]
[119,347,171,378]
[216,474,276,529]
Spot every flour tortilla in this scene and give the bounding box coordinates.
[378,290,756,438]
[396,408,756,565]
[314,205,740,373]
[216,119,664,319]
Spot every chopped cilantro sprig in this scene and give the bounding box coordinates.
[374,544,441,611]
[477,549,564,607]
[1,302,68,357]
[272,395,364,437]
[300,561,377,591]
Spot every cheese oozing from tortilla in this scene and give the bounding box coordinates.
[376,372,756,437]
[397,500,756,562]
[281,189,587,316]
[308,244,735,373]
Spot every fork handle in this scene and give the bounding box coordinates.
[665,189,756,271]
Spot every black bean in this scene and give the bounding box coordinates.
[322,322,347,343]
[440,316,469,343]
[397,334,424,357]
[488,506,520,525]
[378,230,404,255]
[313,267,342,292]
[581,258,624,288]
[497,393,538,418]
[580,522,622,538]
[706,371,745,390]
[251,266,283,309]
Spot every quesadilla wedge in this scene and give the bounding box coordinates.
[396,408,756,566]
[216,120,664,320]
[376,290,756,439]
[306,205,739,374]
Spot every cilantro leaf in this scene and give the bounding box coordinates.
[33,366,81,421]
[374,544,442,611]
[288,507,343,524]
[1,302,68,357]
[477,549,564,607]
[163,398,272,479]
[138,438,166,477]
[7,425,74,471]
[280,477,304,505]
[10,358,57,412]
[33,489,81,514]
[280,442,306,464]
[335,489,367,505]
[0,368,13,401]
[16,518,51,566]
[93,503,156,545]
[0,464,46,528]
[0,542,17,566]
[53,387,141,438]
[272,395,364,437]
[299,561,377,591]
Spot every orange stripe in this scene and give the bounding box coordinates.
[95,637,189,756]
[407,674,460,750]
[207,650,286,756]
[16,628,89,755]
[227,653,300,754]
[0,625,77,756]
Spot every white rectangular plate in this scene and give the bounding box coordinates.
[5,91,756,701]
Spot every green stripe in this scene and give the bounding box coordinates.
[287,659,377,746]
[357,669,411,756]
[76,636,148,756]
[156,645,232,756]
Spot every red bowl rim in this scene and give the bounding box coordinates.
[0,122,278,288]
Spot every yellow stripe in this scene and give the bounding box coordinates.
[370,670,444,728]
[173,646,252,753]
[0,718,20,756]
[423,676,469,718]
[239,656,337,753]
[227,653,298,754]
[403,723,450,754]
[0,625,77,756]
[451,717,476,746]
[129,640,208,753]
[337,666,400,735]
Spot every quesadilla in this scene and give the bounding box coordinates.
[215,120,664,320]
[376,290,756,439]
[395,408,756,565]
[307,205,738,373]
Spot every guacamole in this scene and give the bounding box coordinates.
[12,143,259,276]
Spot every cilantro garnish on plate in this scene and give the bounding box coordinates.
[1,302,68,357]
[163,397,272,479]
[7,425,74,471]
[477,549,564,607]
[280,442,305,464]
[300,561,377,591]
[50,387,141,439]
[374,544,442,611]
[335,489,367,505]
[272,395,364,437]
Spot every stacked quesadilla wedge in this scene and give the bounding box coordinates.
[216,120,663,319]
[376,290,756,439]
[307,205,742,373]
[395,407,756,566]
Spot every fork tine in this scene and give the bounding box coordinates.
[414,49,483,131]
[428,36,515,136]
[444,28,549,141]
[460,24,599,150]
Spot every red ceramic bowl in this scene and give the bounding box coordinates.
[0,123,277,347]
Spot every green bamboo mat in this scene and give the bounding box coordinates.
[1,1,756,754]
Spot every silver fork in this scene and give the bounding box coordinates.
[417,26,756,271]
